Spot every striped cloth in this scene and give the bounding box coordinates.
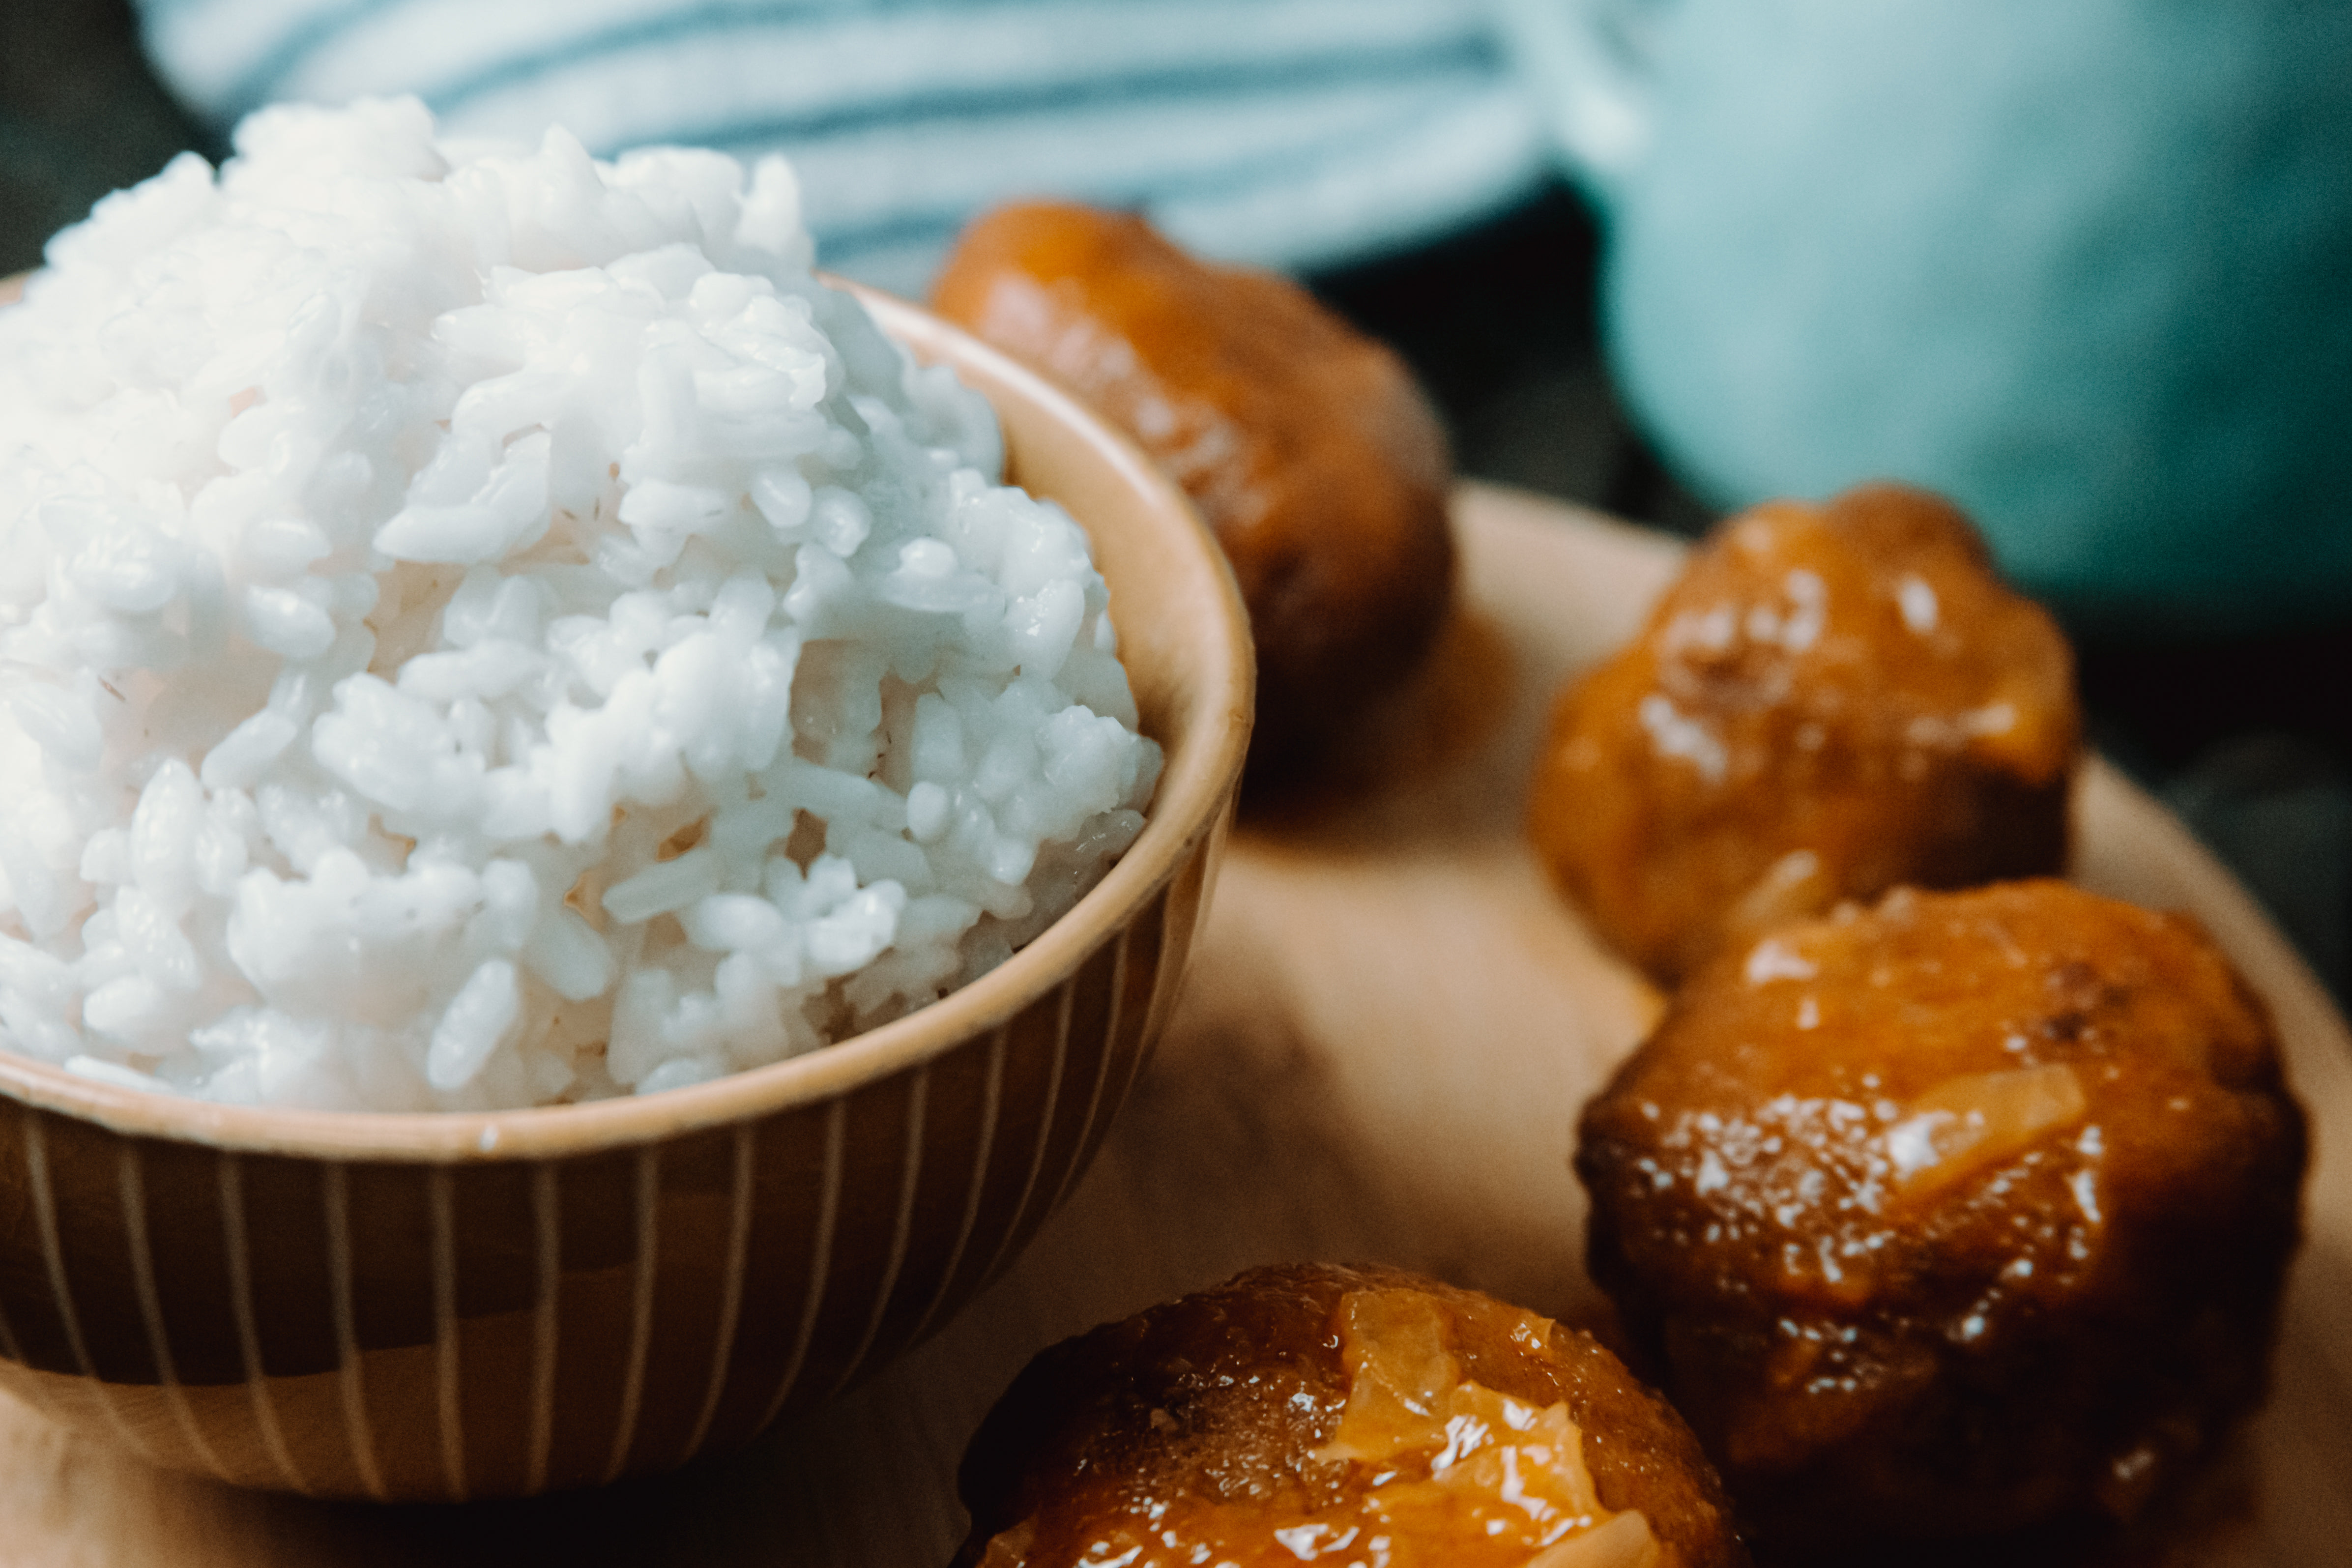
[131,0,1556,296]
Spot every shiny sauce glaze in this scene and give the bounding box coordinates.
[954,1265,1748,1568]
[1531,485,2078,981]
[931,203,1455,782]
[1577,881,2307,1548]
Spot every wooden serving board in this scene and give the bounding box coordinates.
[3,485,2347,1567]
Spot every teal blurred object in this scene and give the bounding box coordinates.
[1502,0,2352,632]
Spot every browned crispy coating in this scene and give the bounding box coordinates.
[1576,881,2307,1551]
[954,1262,1751,1568]
[930,203,1455,782]
[1530,484,2079,981]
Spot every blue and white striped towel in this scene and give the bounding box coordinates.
[132,0,1557,296]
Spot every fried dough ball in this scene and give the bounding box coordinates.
[1530,484,2079,981]
[931,203,1455,782]
[1576,881,2307,1551]
[954,1263,1750,1568]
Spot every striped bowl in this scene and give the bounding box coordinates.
[0,290,1253,1499]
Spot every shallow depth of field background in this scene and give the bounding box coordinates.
[4,0,2348,999]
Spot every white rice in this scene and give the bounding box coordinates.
[0,98,1161,1111]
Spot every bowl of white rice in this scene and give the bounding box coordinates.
[0,100,1251,1498]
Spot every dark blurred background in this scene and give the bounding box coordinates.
[6,0,2347,999]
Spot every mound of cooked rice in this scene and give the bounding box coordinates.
[0,98,1161,1111]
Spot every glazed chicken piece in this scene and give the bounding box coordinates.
[954,1263,1750,1568]
[1576,880,2307,1552]
[931,203,1455,783]
[1531,484,2078,981]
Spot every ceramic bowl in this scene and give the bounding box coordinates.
[0,288,1253,1500]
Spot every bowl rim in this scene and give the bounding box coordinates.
[0,282,1254,1161]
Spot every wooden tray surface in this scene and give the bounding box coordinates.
[3,484,2346,1567]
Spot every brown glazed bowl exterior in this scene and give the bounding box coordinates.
[0,287,1254,1499]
